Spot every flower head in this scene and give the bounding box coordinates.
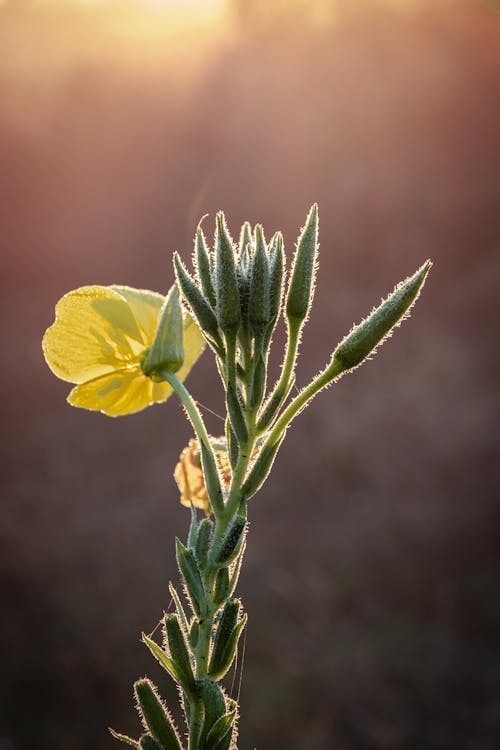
[42,285,205,417]
[174,437,231,513]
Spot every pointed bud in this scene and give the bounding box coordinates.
[285,204,319,323]
[215,212,241,334]
[164,614,195,693]
[199,680,227,749]
[332,260,432,372]
[134,679,183,750]
[268,232,285,325]
[176,538,206,618]
[208,600,247,681]
[248,225,270,335]
[213,567,231,608]
[241,434,285,500]
[195,517,213,569]
[174,253,220,342]
[142,285,184,378]
[195,226,216,308]
[215,514,247,566]
[188,618,199,649]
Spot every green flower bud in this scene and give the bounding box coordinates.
[195,226,216,308]
[208,599,246,681]
[213,567,231,608]
[199,440,224,515]
[215,515,247,566]
[241,434,285,500]
[268,231,285,326]
[238,221,252,258]
[248,225,270,335]
[134,679,183,750]
[285,204,319,322]
[215,212,241,334]
[175,538,206,618]
[195,517,213,569]
[142,285,184,378]
[332,260,432,372]
[199,680,227,749]
[174,253,220,341]
[164,614,195,693]
[188,618,199,649]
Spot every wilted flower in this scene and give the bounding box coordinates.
[174,437,231,512]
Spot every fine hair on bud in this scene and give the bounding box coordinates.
[333,260,431,372]
[285,204,319,323]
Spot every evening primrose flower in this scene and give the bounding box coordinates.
[174,437,231,513]
[42,285,205,417]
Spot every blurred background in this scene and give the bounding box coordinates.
[1,0,500,748]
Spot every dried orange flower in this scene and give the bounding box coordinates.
[174,437,231,513]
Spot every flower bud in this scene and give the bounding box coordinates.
[142,285,184,378]
[285,204,319,323]
[332,260,431,372]
[198,679,227,749]
[164,614,195,693]
[176,538,206,618]
[241,434,285,500]
[248,225,270,335]
[268,231,285,326]
[195,517,213,568]
[215,212,241,334]
[134,679,183,750]
[174,254,220,342]
[215,514,247,566]
[195,226,216,308]
[208,600,246,681]
[213,567,230,608]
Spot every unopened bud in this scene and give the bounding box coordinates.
[134,679,183,750]
[142,285,184,378]
[195,226,216,308]
[174,254,220,341]
[215,212,241,334]
[248,225,270,335]
[164,614,195,693]
[285,204,319,323]
[332,260,431,372]
[208,600,246,681]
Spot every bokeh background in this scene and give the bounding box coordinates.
[1,0,500,748]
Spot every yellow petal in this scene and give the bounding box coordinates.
[67,366,173,417]
[42,286,146,384]
[111,285,164,342]
[174,439,211,511]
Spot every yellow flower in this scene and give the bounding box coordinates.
[42,285,205,417]
[174,437,231,513]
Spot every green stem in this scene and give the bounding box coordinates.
[257,318,301,432]
[162,370,224,518]
[257,357,344,461]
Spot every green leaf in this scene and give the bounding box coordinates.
[109,728,139,747]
